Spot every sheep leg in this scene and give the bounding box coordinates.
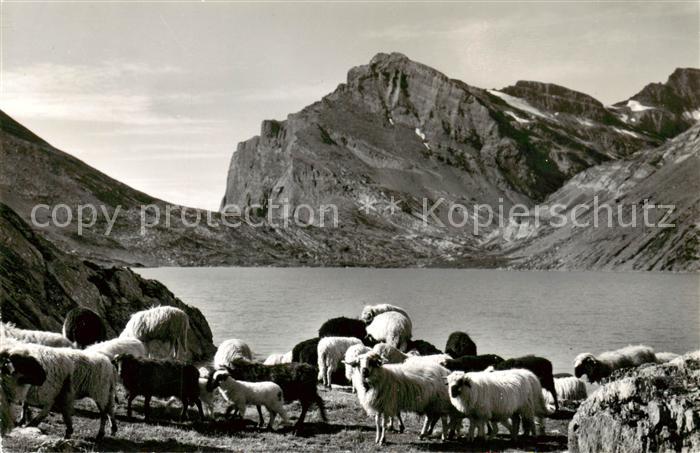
[295,401,309,429]
[397,414,405,433]
[144,395,152,422]
[511,414,521,440]
[256,405,265,428]
[467,418,476,442]
[267,409,276,430]
[126,393,135,419]
[439,416,449,441]
[179,397,189,422]
[419,415,434,439]
[195,398,204,421]
[374,414,381,444]
[326,366,333,389]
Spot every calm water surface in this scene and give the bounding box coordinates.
[134,268,699,374]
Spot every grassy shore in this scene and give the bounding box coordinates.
[3,385,572,452]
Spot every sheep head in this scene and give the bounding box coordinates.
[446,371,470,398]
[357,352,386,387]
[573,353,597,379]
[0,352,46,386]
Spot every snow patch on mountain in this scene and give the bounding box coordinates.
[487,89,550,119]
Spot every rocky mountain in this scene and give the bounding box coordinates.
[610,68,700,139]
[221,53,697,270]
[0,110,303,267]
[0,202,215,360]
[1,53,697,270]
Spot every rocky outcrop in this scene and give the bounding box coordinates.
[612,68,700,139]
[569,351,700,453]
[0,203,215,360]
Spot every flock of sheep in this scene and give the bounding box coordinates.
[0,302,680,447]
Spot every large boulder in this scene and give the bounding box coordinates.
[568,351,700,452]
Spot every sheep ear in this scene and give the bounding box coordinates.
[462,377,471,387]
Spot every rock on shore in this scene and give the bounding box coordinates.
[569,351,700,452]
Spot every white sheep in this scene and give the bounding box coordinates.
[344,344,371,387]
[317,337,363,388]
[2,323,72,348]
[212,370,290,429]
[346,352,457,444]
[365,312,412,352]
[405,354,453,367]
[85,338,146,360]
[214,339,254,369]
[554,376,588,401]
[446,368,549,441]
[57,348,118,440]
[119,306,190,360]
[263,351,292,365]
[360,304,410,324]
[0,341,76,438]
[574,344,658,383]
[655,352,680,363]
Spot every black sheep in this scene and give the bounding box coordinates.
[407,339,442,355]
[224,359,327,429]
[494,355,559,411]
[318,317,367,340]
[113,354,203,422]
[292,337,320,366]
[62,307,107,348]
[442,354,504,372]
[445,331,477,358]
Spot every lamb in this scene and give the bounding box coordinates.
[62,307,107,348]
[119,306,190,360]
[211,370,290,429]
[113,354,203,422]
[442,354,504,372]
[0,350,46,435]
[85,338,146,360]
[553,376,587,401]
[446,368,550,441]
[343,344,371,387]
[292,337,320,365]
[317,337,363,387]
[407,339,442,356]
[494,355,559,411]
[360,304,410,324]
[223,358,327,429]
[573,344,657,383]
[318,317,367,340]
[365,311,412,352]
[2,323,72,348]
[445,331,477,358]
[345,351,458,444]
[214,339,254,368]
[655,352,680,363]
[263,351,292,365]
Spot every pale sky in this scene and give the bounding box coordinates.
[2,2,698,210]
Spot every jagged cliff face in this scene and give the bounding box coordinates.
[611,68,700,139]
[222,53,696,269]
[223,53,658,216]
[0,203,215,360]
